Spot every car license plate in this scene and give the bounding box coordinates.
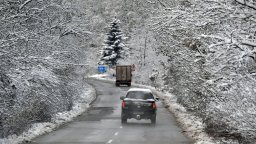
[133,112,144,115]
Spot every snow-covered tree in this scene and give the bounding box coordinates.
[99,19,125,66]
[0,0,91,139]
[150,0,256,142]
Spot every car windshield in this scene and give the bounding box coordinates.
[126,91,154,100]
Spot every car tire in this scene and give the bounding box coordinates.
[116,83,119,87]
[151,115,156,125]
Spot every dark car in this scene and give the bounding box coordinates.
[120,88,158,124]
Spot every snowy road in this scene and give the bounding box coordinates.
[31,79,192,144]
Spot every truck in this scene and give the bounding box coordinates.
[116,65,132,86]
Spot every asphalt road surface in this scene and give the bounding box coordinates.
[31,79,192,144]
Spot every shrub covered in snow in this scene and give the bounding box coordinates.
[151,0,256,143]
[0,0,91,138]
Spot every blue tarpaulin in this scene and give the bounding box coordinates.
[98,65,107,73]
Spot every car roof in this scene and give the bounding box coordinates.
[127,88,152,93]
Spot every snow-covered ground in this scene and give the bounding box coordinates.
[0,84,96,144]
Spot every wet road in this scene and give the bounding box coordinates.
[32,79,192,144]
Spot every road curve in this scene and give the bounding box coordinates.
[31,79,192,144]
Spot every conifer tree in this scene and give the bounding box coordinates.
[99,19,125,66]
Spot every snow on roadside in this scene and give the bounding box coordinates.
[90,73,114,80]
[0,84,96,144]
[133,83,217,143]
[89,73,116,82]
[89,76,216,144]
[156,92,215,144]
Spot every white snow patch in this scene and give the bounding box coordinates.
[89,73,115,81]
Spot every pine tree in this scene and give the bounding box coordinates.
[99,19,125,66]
